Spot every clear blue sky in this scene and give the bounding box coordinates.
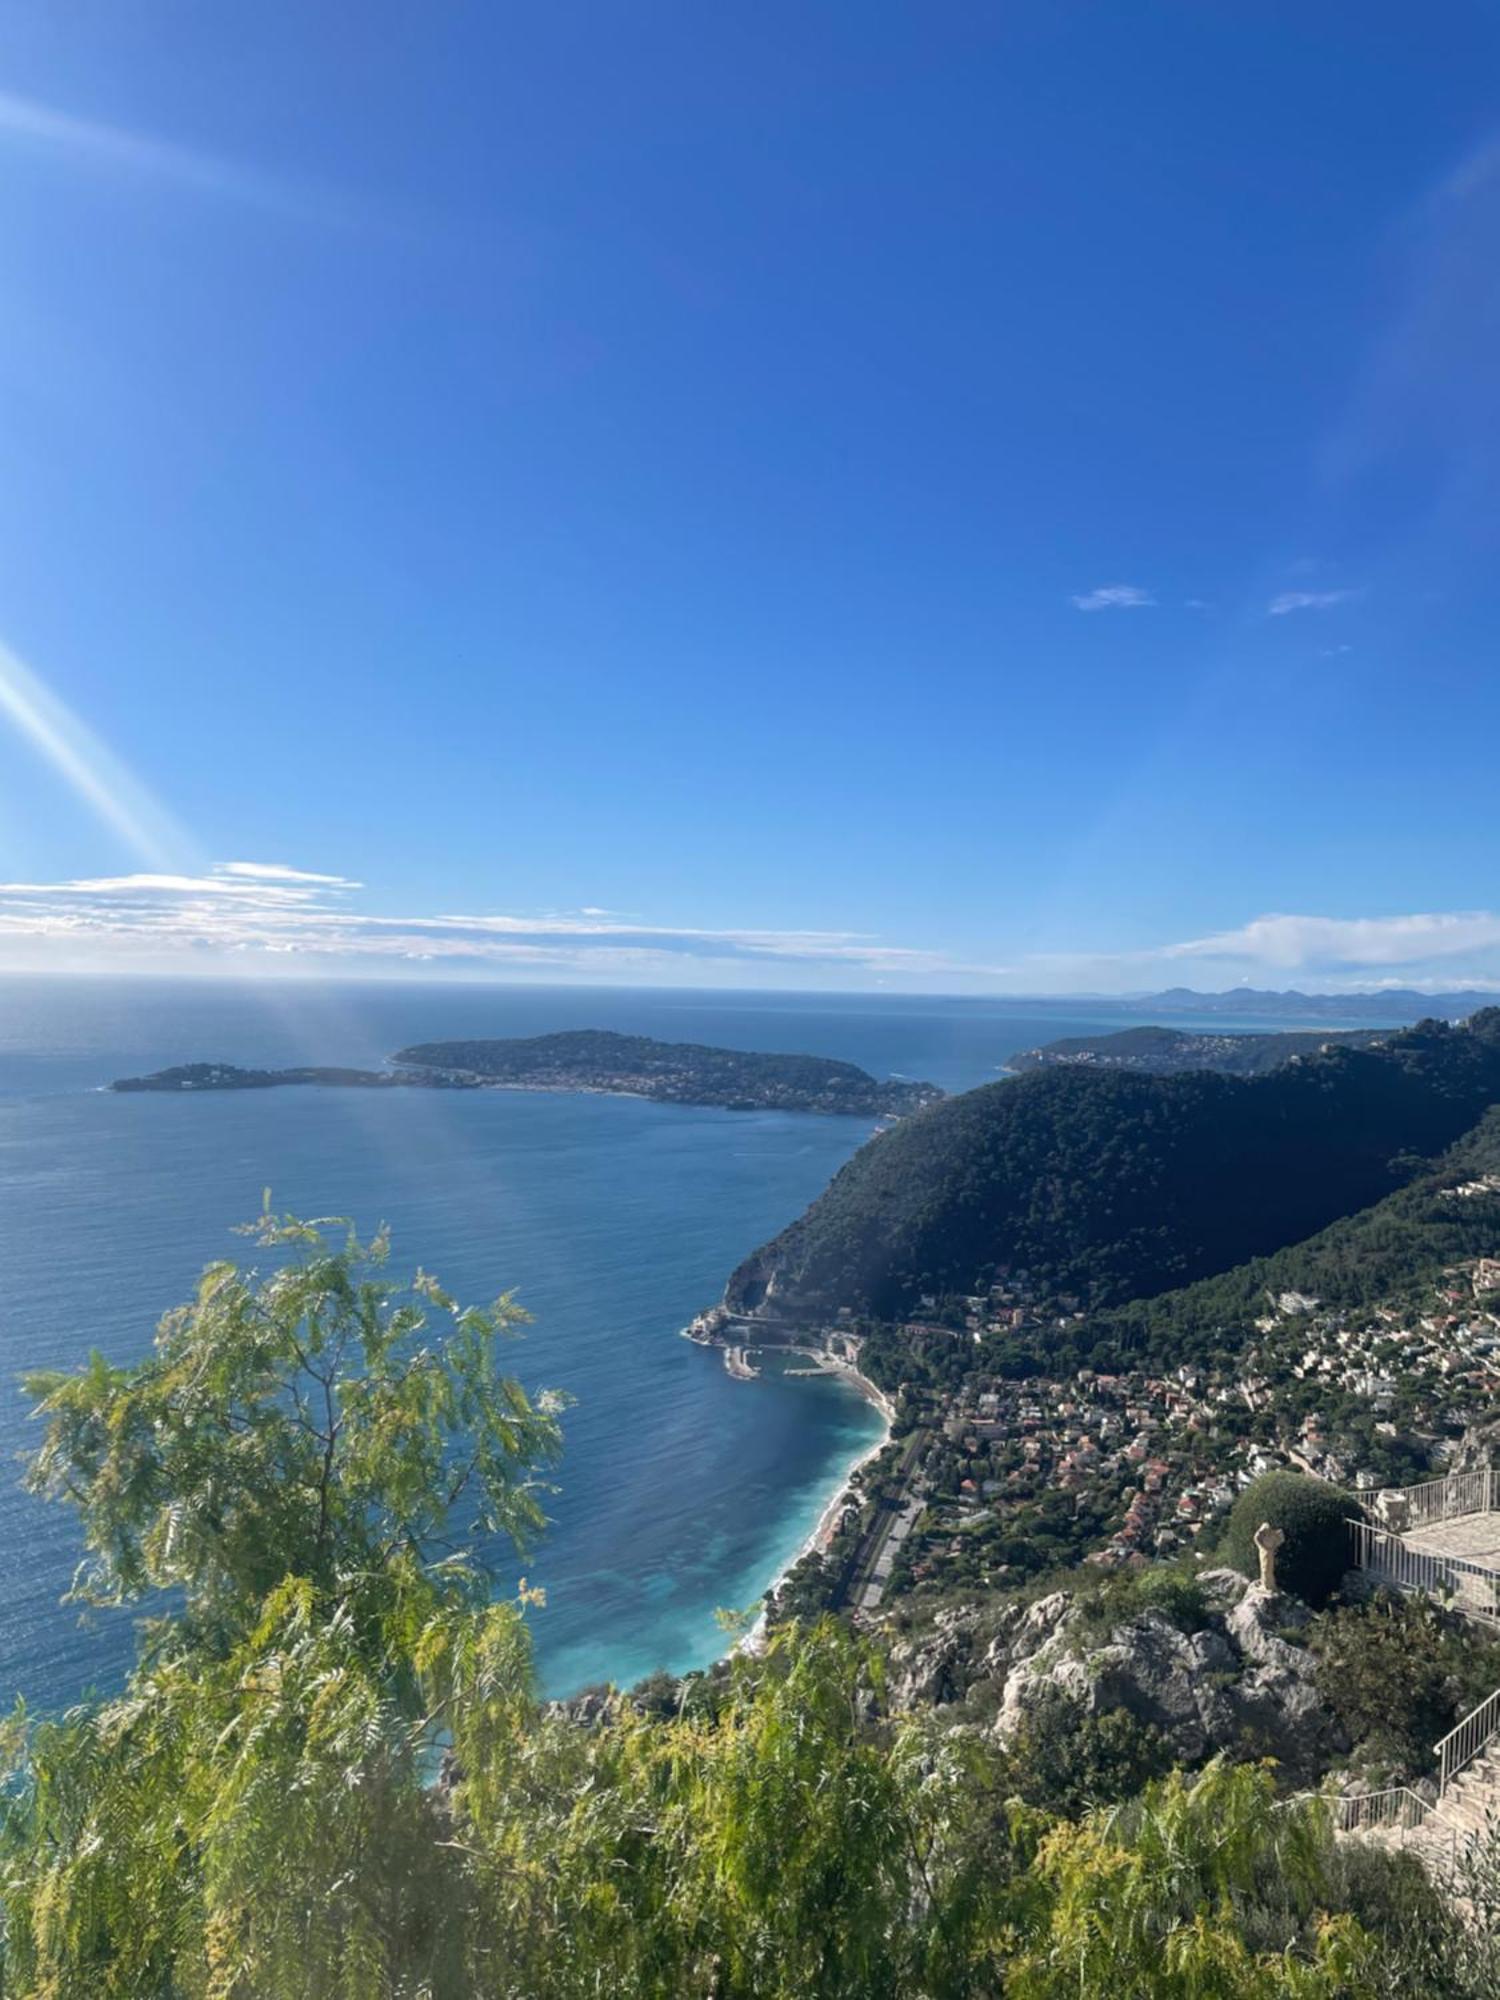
[1,3,1498,992]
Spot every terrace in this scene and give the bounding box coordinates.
[1351,1470,1500,1627]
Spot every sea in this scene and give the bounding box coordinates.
[0,976,1400,1712]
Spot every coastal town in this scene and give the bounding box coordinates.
[691,1243,1500,1627]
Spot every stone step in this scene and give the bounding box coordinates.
[1444,1767,1500,1798]
[1438,1773,1498,1803]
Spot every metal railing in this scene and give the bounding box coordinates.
[1386,1468,1500,1526]
[1349,1520,1500,1626]
[1438,1685,1500,1796]
[1321,1788,1432,1837]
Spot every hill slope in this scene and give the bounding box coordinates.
[722,1010,1500,1324]
[975,1103,1500,1379]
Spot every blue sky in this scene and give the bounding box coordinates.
[1,3,1499,992]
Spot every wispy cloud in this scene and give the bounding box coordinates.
[1162,910,1500,970]
[218,861,362,886]
[1266,589,1359,616]
[10,865,1500,994]
[1070,584,1155,612]
[0,863,990,981]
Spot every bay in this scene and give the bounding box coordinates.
[0,975,1394,1710]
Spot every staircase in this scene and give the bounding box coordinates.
[1404,1744,1500,1880]
[1330,1477,1500,1890]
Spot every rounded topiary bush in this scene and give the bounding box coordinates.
[1222,1471,1359,1607]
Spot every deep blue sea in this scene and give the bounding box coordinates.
[0,977,1396,1711]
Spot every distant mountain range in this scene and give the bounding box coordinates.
[1115,987,1496,1023]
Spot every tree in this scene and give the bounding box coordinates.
[1222,1472,1359,1607]
[1,1209,564,1998]
[1007,1761,1384,1998]
[1311,1590,1500,1774]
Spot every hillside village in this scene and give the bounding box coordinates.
[771,1248,1500,1621]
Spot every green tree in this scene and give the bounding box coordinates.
[1222,1472,1359,1607]
[1008,1761,1382,1998]
[0,1210,564,1998]
[1311,1590,1500,1774]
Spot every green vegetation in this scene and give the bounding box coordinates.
[0,1216,1491,1996]
[1006,1024,1386,1077]
[1222,1473,1358,1608]
[1063,1104,1500,1376]
[1310,1591,1500,1775]
[394,1029,941,1115]
[725,1011,1500,1331]
[998,1688,1174,1816]
[111,1061,473,1092]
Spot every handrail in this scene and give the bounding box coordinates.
[1376,1468,1500,1525]
[1314,1787,1432,1836]
[1348,1520,1500,1626]
[1437,1684,1500,1796]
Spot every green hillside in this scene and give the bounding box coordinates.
[1036,1104,1500,1376]
[723,1010,1500,1325]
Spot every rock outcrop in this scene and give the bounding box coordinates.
[887,1568,1348,1784]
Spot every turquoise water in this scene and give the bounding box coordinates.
[0,977,1398,1711]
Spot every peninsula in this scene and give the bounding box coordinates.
[1004,1023,1387,1077]
[112,1030,942,1119]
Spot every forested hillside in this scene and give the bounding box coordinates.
[972,1103,1500,1379]
[724,1011,1500,1325]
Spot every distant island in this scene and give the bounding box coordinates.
[391,1031,942,1115]
[1005,1023,1389,1077]
[112,1030,943,1119]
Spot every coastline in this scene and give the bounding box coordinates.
[720,1343,895,1659]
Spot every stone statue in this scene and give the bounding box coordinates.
[1253,1520,1285,1591]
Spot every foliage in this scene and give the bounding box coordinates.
[0,1213,1479,1997]
[1000,1688,1174,1818]
[1069,1560,1212,1644]
[1310,1590,1500,1775]
[1222,1473,1358,1608]
[1006,1024,1388,1077]
[724,1011,1500,1343]
[20,1206,565,1645]
[1006,1761,1384,1998]
[1075,1101,1500,1375]
[1,1211,564,1998]
[391,1029,938,1115]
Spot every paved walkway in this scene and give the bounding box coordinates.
[1404,1514,1500,1565]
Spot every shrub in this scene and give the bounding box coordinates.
[1001,1687,1173,1816]
[1221,1471,1358,1607]
[1310,1590,1500,1774]
[1070,1559,1211,1646]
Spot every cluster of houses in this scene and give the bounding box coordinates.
[858,1257,1500,1601]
